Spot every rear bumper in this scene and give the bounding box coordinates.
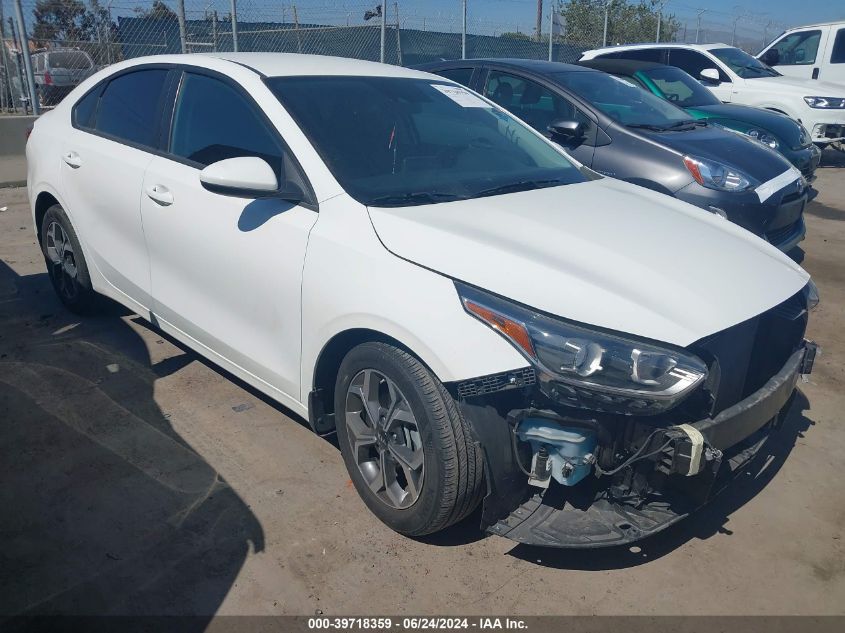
[483,343,813,548]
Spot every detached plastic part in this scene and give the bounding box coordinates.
[516,418,597,486]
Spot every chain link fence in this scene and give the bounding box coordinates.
[1,0,790,114]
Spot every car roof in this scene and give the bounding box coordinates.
[583,42,733,57]
[125,52,437,79]
[782,20,844,30]
[577,59,668,74]
[421,57,593,74]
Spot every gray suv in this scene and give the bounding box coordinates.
[33,49,96,106]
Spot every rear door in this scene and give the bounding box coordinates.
[60,66,172,312]
[140,69,318,400]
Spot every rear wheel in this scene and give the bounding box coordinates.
[40,204,100,314]
[335,342,484,536]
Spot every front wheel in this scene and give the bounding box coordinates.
[335,342,484,536]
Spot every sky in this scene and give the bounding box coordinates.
[427,0,845,32]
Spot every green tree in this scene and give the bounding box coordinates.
[32,0,88,46]
[499,31,532,41]
[557,0,680,48]
[134,0,178,20]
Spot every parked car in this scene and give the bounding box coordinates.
[32,48,96,106]
[579,43,845,147]
[420,58,809,252]
[27,53,816,548]
[578,58,821,180]
[758,21,845,86]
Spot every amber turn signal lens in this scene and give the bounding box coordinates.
[464,300,536,359]
[683,156,704,186]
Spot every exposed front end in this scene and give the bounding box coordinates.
[451,283,816,548]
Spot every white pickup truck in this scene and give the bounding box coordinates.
[758,22,845,86]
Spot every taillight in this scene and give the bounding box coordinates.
[44,70,53,85]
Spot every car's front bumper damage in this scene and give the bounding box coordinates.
[454,324,816,549]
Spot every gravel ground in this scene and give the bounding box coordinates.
[1,156,844,618]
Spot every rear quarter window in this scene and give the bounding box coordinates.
[72,87,100,128]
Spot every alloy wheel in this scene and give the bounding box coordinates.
[45,221,79,301]
[344,369,425,509]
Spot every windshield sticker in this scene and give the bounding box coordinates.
[431,84,490,108]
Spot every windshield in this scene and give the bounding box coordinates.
[639,66,721,108]
[552,70,694,129]
[49,51,92,69]
[709,47,779,78]
[267,76,586,207]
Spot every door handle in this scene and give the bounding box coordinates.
[145,184,174,206]
[62,151,82,168]
[811,67,819,80]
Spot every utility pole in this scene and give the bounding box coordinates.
[12,0,38,114]
[656,0,665,43]
[230,0,239,51]
[461,0,467,59]
[395,2,402,65]
[212,10,218,52]
[695,9,706,44]
[0,1,12,111]
[548,0,554,61]
[535,0,543,42]
[380,3,386,62]
[177,0,188,53]
[731,14,741,47]
[293,5,302,53]
[602,0,610,47]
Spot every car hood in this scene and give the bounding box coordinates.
[367,178,809,347]
[690,104,809,149]
[632,123,794,183]
[744,74,845,96]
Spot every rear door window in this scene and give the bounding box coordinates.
[49,51,93,70]
[94,69,170,148]
[434,68,475,88]
[668,49,730,82]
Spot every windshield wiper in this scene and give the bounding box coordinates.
[473,179,566,198]
[368,191,466,207]
[663,120,699,130]
[626,123,669,131]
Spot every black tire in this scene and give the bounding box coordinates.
[335,342,484,536]
[40,204,100,314]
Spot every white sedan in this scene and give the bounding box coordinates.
[26,53,815,547]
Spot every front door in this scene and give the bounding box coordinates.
[140,70,318,400]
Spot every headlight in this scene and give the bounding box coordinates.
[746,128,779,150]
[683,155,754,193]
[804,96,845,109]
[456,283,707,415]
[805,279,820,311]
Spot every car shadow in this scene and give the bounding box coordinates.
[504,390,813,570]
[0,261,264,625]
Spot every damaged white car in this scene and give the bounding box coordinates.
[27,53,817,547]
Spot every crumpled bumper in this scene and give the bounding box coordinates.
[480,343,813,549]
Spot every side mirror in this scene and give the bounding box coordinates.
[699,68,721,85]
[760,49,779,66]
[547,119,585,140]
[200,156,279,198]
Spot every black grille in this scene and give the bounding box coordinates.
[456,367,536,399]
[691,288,807,416]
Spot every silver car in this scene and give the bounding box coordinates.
[33,49,96,106]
